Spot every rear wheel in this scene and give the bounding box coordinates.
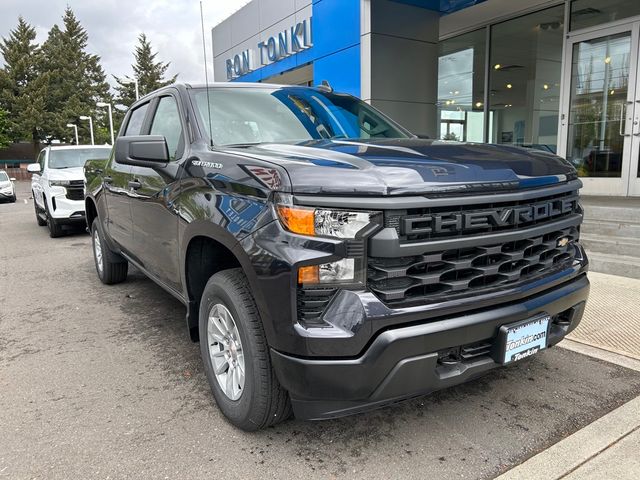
[91,218,128,284]
[34,194,46,226]
[199,269,291,431]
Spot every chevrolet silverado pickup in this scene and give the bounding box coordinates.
[84,83,589,431]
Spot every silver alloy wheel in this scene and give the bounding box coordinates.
[207,303,245,400]
[93,229,104,275]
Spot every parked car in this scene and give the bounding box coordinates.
[28,145,111,237]
[0,170,17,203]
[85,83,589,431]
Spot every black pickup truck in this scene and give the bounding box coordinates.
[84,83,589,431]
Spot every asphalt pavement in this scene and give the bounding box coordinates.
[2,181,640,479]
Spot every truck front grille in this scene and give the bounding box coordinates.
[368,226,580,306]
[385,188,578,242]
[65,180,85,201]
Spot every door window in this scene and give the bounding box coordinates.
[125,103,149,136]
[37,150,46,171]
[150,96,184,160]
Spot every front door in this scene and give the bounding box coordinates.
[129,93,185,292]
[560,21,640,196]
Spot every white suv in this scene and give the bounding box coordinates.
[28,145,111,237]
[0,170,16,203]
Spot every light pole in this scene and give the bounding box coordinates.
[66,123,79,145]
[121,77,139,101]
[79,115,94,145]
[96,101,114,145]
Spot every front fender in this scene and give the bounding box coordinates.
[179,219,272,337]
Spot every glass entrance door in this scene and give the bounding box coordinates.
[560,22,640,195]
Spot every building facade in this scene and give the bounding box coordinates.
[212,0,640,197]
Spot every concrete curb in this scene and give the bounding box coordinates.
[495,396,640,480]
[559,339,640,371]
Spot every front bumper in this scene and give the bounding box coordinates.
[271,273,589,420]
[47,191,85,222]
[0,190,15,200]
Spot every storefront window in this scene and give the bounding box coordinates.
[488,6,564,152]
[437,29,486,142]
[571,0,640,32]
[566,32,631,177]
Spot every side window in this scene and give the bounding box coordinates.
[149,96,184,160]
[124,103,149,136]
[37,150,46,171]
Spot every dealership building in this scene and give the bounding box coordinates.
[212,0,640,199]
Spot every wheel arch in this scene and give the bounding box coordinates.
[85,196,98,231]
[181,222,264,342]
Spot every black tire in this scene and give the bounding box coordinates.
[44,199,63,238]
[34,195,46,226]
[199,269,291,431]
[91,218,128,285]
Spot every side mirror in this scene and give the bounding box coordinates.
[115,135,170,168]
[9,177,16,181]
[27,163,41,173]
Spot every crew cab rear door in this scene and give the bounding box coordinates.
[129,92,185,293]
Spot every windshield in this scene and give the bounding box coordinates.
[0,171,8,181]
[190,87,410,146]
[48,148,112,169]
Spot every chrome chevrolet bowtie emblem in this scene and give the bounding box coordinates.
[557,237,570,247]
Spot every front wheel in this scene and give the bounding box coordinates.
[34,195,46,226]
[45,200,63,238]
[199,269,291,431]
[91,218,128,284]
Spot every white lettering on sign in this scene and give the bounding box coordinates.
[224,17,312,79]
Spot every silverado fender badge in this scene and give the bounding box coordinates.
[192,160,223,169]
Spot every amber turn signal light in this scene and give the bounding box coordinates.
[276,205,315,236]
[298,265,319,285]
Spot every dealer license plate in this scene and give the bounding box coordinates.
[500,315,550,364]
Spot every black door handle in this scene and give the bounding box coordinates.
[103,176,113,184]
[128,180,142,190]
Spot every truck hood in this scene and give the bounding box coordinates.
[47,167,85,182]
[226,139,576,195]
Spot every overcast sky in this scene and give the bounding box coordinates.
[0,0,249,87]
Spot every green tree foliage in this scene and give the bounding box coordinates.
[39,7,111,144]
[114,33,178,109]
[0,108,12,149]
[0,17,48,151]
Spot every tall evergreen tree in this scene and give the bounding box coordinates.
[40,7,111,144]
[0,17,48,151]
[0,108,11,149]
[114,33,178,108]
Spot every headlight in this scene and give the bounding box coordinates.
[275,196,380,239]
[299,259,357,285]
[49,180,70,187]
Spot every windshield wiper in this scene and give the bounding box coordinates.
[222,142,264,148]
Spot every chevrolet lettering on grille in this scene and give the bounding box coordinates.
[402,196,579,235]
